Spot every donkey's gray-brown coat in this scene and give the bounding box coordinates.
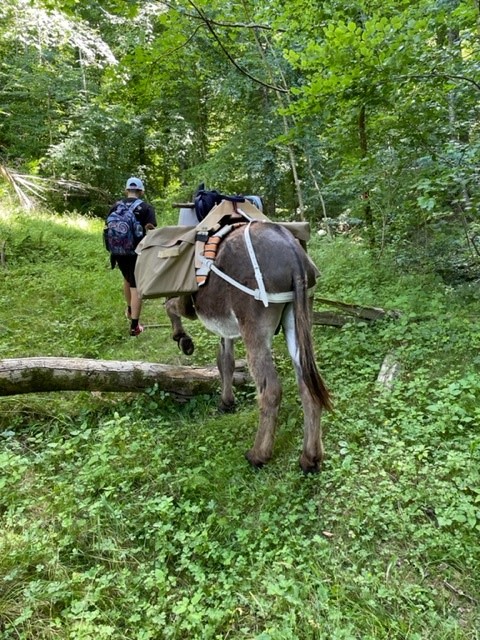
[166,221,331,473]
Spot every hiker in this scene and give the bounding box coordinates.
[107,176,156,336]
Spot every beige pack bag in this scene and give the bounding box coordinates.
[134,226,198,299]
[134,199,268,299]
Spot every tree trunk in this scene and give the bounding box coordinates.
[0,358,249,397]
[358,103,374,245]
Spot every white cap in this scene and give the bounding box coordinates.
[125,176,145,191]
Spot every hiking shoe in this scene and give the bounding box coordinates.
[125,308,132,320]
[130,324,144,336]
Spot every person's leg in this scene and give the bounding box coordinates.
[130,287,142,324]
[127,256,143,335]
[123,279,132,319]
[117,256,143,334]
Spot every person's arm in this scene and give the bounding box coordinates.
[145,203,157,229]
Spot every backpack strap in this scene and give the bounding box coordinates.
[222,195,245,203]
[127,198,143,214]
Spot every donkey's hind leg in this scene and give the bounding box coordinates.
[217,338,236,413]
[297,379,324,473]
[243,332,282,468]
[165,295,196,356]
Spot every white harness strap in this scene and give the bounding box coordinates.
[199,220,315,307]
[209,262,276,303]
[244,221,269,306]
[236,207,254,221]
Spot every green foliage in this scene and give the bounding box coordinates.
[278,0,480,241]
[2,0,480,246]
[1,208,480,638]
[42,101,153,207]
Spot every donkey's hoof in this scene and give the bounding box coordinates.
[245,450,267,469]
[218,400,236,414]
[178,336,194,356]
[299,455,321,475]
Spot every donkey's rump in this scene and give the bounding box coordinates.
[193,222,314,336]
[217,222,317,288]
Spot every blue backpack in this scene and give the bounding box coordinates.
[104,199,144,255]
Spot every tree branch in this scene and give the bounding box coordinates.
[161,1,280,31]
[399,72,480,92]
[187,0,288,93]
[150,23,204,64]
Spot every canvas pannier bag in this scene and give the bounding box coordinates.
[135,226,199,299]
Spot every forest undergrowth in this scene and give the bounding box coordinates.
[0,206,479,639]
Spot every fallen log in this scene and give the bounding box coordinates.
[315,297,401,323]
[144,312,390,329]
[0,358,250,397]
[313,311,368,327]
[172,202,195,208]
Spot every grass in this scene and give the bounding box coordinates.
[0,203,479,639]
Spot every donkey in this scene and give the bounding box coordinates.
[165,221,332,473]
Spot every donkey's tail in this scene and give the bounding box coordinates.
[292,263,333,412]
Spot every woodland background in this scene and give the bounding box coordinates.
[1,1,480,639]
[1,0,480,258]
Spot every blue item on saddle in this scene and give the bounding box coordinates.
[244,195,263,212]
